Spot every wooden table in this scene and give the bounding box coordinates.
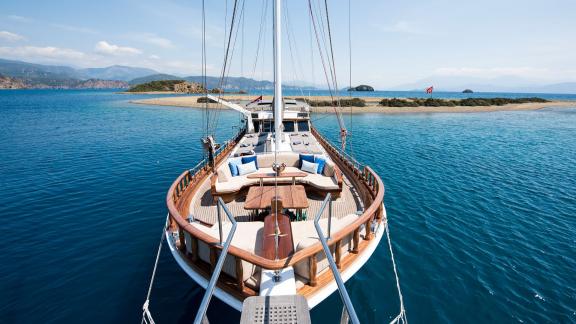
[261,213,294,260]
[247,171,308,186]
[244,185,309,210]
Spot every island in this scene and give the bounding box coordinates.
[130,94,576,115]
[347,85,374,91]
[463,89,474,93]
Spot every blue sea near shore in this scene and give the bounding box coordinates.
[1,89,575,323]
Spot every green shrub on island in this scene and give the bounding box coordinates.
[127,80,185,92]
[296,97,366,107]
[380,98,419,107]
[379,97,549,107]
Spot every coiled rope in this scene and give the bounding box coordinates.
[141,215,168,324]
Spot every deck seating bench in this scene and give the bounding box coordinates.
[211,152,343,200]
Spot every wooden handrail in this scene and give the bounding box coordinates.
[166,128,385,271]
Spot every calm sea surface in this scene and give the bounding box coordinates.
[1,90,575,323]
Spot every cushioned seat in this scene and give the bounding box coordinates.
[290,214,358,281]
[190,221,264,288]
[212,152,342,196]
[302,174,339,191]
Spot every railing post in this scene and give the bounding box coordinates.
[352,229,360,253]
[309,255,318,287]
[328,198,333,239]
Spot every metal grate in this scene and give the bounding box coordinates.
[240,296,311,324]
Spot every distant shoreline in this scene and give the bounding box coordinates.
[130,95,576,114]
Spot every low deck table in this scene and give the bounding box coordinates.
[247,171,308,186]
[244,185,309,210]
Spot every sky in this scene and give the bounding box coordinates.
[1,0,576,89]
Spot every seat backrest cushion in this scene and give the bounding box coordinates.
[323,159,335,177]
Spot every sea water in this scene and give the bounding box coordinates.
[0,90,575,323]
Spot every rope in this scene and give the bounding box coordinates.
[141,215,168,324]
[384,219,408,324]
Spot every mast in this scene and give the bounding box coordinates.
[273,0,282,151]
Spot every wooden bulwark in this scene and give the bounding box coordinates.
[166,127,385,301]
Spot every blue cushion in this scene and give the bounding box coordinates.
[241,155,258,169]
[228,157,243,176]
[299,154,315,168]
[314,156,326,174]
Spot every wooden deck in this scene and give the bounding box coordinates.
[189,173,363,225]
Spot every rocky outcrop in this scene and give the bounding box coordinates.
[0,76,27,89]
[348,85,374,91]
[174,81,205,93]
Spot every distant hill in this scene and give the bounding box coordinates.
[0,59,138,88]
[79,65,158,82]
[128,73,181,85]
[0,58,81,86]
[128,80,186,92]
[129,73,309,91]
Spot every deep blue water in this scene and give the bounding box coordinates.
[1,90,575,323]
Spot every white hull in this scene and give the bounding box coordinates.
[166,203,388,312]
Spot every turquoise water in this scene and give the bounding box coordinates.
[1,90,575,323]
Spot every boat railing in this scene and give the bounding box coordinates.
[193,197,238,324]
[314,194,360,324]
[166,125,385,293]
[310,127,364,172]
[171,128,245,203]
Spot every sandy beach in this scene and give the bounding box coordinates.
[130,95,576,114]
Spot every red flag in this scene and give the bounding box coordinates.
[249,95,263,104]
[425,86,434,94]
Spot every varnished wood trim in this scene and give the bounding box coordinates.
[352,229,360,253]
[335,240,342,269]
[165,127,385,271]
[309,255,318,287]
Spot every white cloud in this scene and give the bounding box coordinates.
[0,31,25,42]
[433,67,550,79]
[7,15,33,23]
[0,46,85,60]
[95,41,141,56]
[149,55,160,60]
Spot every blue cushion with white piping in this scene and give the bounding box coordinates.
[299,154,315,168]
[241,155,259,169]
[228,157,243,177]
[314,156,326,174]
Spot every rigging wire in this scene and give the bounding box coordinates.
[208,0,240,136]
[348,0,354,158]
[283,0,306,97]
[248,0,269,95]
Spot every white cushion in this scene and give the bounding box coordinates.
[301,160,318,174]
[238,161,257,175]
[217,165,231,182]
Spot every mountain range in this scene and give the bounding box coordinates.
[0,58,575,93]
[0,58,307,90]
